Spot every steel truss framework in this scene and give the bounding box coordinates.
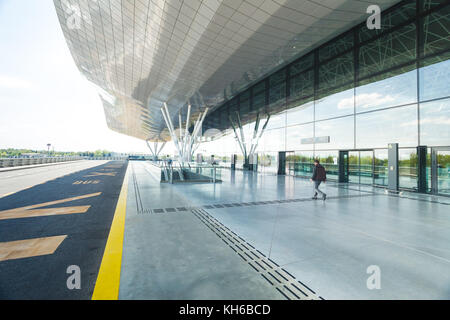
[204,0,450,135]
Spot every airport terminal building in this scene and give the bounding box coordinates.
[54,0,449,195]
[3,0,450,302]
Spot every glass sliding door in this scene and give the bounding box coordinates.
[286,152,296,176]
[374,149,388,186]
[344,150,375,185]
[285,151,314,177]
[399,148,418,190]
[360,151,374,185]
[315,151,339,181]
[348,151,360,184]
[432,148,450,196]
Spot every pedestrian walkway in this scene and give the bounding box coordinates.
[95,161,450,300]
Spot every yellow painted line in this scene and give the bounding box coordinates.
[92,166,129,300]
[0,235,67,262]
[0,193,102,221]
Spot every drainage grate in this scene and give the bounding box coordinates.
[191,208,323,300]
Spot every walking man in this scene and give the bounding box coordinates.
[311,159,327,200]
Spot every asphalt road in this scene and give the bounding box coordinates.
[0,160,128,299]
[0,160,110,198]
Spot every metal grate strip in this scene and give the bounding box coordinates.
[191,208,323,300]
[141,194,376,215]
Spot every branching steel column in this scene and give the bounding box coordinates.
[235,111,247,159]
[161,103,208,164]
[249,113,261,157]
[184,104,191,160]
[161,103,182,161]
[229,112,271,168]
[229,115,246,157]
[146,140,166,159]
[156,142,166,156]
[189,108,209,161]
[250,114,270,156]
[146,139,155,157]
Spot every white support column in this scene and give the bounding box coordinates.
[161,104,183,161]
[161,103,208,165]
[146,140,156,157]
[249,113,260,157]
[250,114,270,156]
[235,112,247,159]
[188,113,203,154]
[184,104,191,162]
[156,142,166,156]
[189,108,208,159]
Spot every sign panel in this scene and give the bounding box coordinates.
[301,136,330,144]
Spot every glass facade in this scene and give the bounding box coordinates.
[202,1,450,192]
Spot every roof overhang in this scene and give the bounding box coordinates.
[54,0,400,141]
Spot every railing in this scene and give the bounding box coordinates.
[84,156,129,161]
[155,161,221,183]
[186,164,221,183]
[0,156,83,168]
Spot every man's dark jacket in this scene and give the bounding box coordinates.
[312,164,327,181]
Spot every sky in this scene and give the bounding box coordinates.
[0,0,152,153]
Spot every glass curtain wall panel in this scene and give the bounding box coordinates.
[315,116,355,150]
[422,4,450,57]
[419,52,450,101]
[356,104,418,149]
[419,98,450,146]
[286,100,314,126]
[286,123,314,151]
[356,64,417,113]
[359,23,417,79]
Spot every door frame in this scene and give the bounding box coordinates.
[338,150,349,183]
[431,147,450,195]
[285,151,295,176]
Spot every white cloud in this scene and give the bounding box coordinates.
[354,93,395,109]
[337,96,354,110]
[420,117,450,126]
[0,75,33,89]
[399,117,450,128]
